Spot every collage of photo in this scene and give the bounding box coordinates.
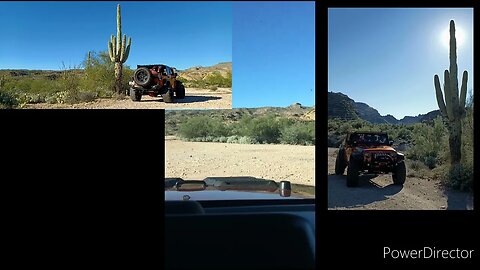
[0,1,476,269]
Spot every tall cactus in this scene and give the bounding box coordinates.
[86,51,92,69]
[434,20,468,165]
[108,4,131,94]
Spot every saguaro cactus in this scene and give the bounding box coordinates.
[108,4,131,94]
[86,51,92,69]
[434,20,468,165]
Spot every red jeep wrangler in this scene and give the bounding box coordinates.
[128,64,185,103]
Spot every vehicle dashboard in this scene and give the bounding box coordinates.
[165,199,315,269]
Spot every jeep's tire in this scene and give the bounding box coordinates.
[133,67,153,87]
[162,88,174,103]
[175,81,185,99]
[346,158,360,187]
[335,149,346,175]
[130,88,142,101]
[392,161,406,185]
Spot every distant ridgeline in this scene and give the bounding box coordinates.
[328,91,440,125]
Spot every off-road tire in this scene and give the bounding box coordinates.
[162,88,174,103]
[392,161,406,185]
[346,158,360,187]
[335,149,347,175]
[133,67,153,87]
[175,81,185,99]
[130,88,142,101]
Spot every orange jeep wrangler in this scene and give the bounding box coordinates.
[335,131,406,187]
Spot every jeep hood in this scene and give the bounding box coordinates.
[164,177,312,201]
[165,190,306,201]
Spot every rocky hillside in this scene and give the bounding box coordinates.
[327,91,358,120]
[328,91,440,125]
[177,62,232,81]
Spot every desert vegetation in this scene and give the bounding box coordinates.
[177,114,315,146]
[328,94,473,191]
[177,71,232,89]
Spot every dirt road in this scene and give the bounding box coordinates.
[165,136,315,187]
[327,148,473,210]
[24,88,231,109]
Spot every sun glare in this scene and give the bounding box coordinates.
[441,25,465,49]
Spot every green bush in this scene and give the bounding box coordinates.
[235,115,281,144]
[226,135,258,144]
[446,163,473,191]
[406,117,447,168]
[280,121,315,145]
[178,116,230,139]
[0,91,18,108]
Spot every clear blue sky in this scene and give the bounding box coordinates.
[328,8,473,119]
[0,1,231,70]
[232,1,315,108]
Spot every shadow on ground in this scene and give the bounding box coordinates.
[175,96,222,103]
[328,174,403,209]
[137,96,222,104]
[444,189,474,210]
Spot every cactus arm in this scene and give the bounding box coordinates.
[434,74,448,117]
[108,41,114,61]
[121,37,131,63]
[459,70,468,110]
[443,70,456,121]
[120,34,126,62]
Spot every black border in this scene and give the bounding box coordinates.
[2,109,166,266]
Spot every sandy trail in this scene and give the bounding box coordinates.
[24,88,231,109]
[165,136,315,187]
[327,148,473,210]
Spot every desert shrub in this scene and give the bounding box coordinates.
[406,117,447,168]
[178,116,230,139]
[204,71,231,88]
[81,51,132,98]
[234,115,282,144]
[461,106,473,166]
[280,121,315,145]
[212,136,228,143]
[226,135,258,144]
[0,90,18,108]
[406,159,433,179]
[177,71,231,89]
[209,86,218,91]
[445,163,473,191]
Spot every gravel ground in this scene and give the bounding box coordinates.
[165,136,315,186]
[327,148,473,210]
[23,88,231,109]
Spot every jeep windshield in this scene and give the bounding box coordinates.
[351,133,389,147]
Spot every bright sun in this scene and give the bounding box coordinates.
[441,25,465,49]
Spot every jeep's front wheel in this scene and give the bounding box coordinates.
[392,161,406,185]
[346,158,360,187]
[335,149,346,175]
[130,88,142,101]
[175,81,185,99]
[162,88,174,103]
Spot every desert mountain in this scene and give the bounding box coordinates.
[177,62,232,81]
[328,91,440,124]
